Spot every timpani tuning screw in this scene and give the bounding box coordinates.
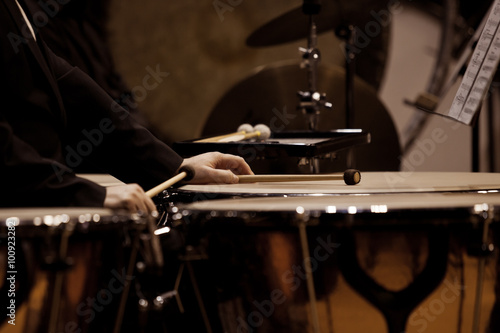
[136,261,146,273]
[138,298,149,311]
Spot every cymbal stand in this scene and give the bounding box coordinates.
[336,25,356,129]
[298,1,332,173]
[297,1,332,132]
[336,25,357,168]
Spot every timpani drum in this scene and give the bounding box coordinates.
[0,208,146,333]
[161,172,500,333]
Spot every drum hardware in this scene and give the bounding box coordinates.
[48,219,77,333]
[471,204,495,333]
[298,153,336,174]
[112,230,140,333]
[39,234,75,272]
[298,217,321,333]
[112,215,163,333]
[338,227,450,333]
[135,285,185,326]
[143,216,164,268]
[335,24,357,168]
[130,256,186,333]
[298,155,331,164]
[153,290,181,310]
[297,1,332,133]
[335,25,356,129]
[184,257,213,333]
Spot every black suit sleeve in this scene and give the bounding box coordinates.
[0,112,107,207]
[0,1,182,207]
[47,48,184,190]
[0,1,107,207]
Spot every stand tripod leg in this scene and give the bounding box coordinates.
[186,260,213,333]
[113,229,141,333]
[472,207,494,333]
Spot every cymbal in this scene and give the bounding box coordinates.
[246,2,342,47]
[202,60,401,172]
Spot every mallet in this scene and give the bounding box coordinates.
[195,123,254,143]
[145,166,195,197]
[237,169,361,186]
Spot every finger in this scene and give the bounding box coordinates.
[133,187,155,216]
[125,197,138,214]
[145,196,158,216]
[219,155,253,175]
[209,169,239,184]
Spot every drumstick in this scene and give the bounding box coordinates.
[146,166,195,197]
[238,169,361,185]
[195,123,254,143]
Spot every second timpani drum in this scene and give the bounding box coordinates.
[160,172,500,333]
[0,208,146,333]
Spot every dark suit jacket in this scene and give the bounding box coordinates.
[0,0,183,207]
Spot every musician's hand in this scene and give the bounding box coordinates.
[181,152,253,184]
[104,184,157,215]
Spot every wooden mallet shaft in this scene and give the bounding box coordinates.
[145,166,195,198]
[195,123,255,143]
[217,131,262,143]
[195,131,247,143]
[238,169,361,185]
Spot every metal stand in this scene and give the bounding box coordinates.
[296,1,358,171]
[297,0,332,132]
[471,205,495,333]
[338,228,449,333]
[336,25,357,168]
[297,1,332,173]
[298,218,321,333]
[336,25,356,130]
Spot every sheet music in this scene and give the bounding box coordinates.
[448,0,500,125]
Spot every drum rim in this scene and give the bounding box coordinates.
[171,193,500,228]
[0,207,142,228]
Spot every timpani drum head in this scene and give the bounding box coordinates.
[170,172,500,202]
